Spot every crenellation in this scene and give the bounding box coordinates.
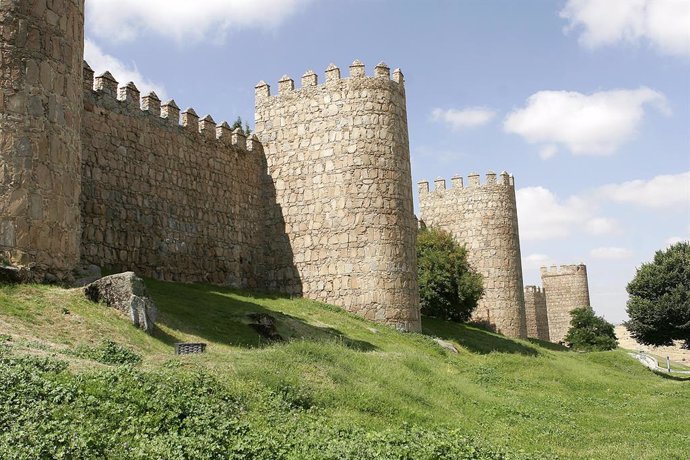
[199,115,216,139]
[486,171,496,185]
[375,61,390,78]
[349,59,366,78]
[94,71,117,97]
[216,121,232,143]
[468,173,480,187]
[278,75,295,94]
[451,175,464,189]
[231,128,246,149]
[255,80,270,99]
[161,99,179,125]
[118,82,140,110]
[181,108,199,132]
[418,180,429,194]
[142,92,161,117]
[301,70,318,87]
[324,63,341,83]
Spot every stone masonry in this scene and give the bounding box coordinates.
[524,285,549,341]
[540,264,591,343]
[255,62,420,332]
[418,173,527,338]
[0,0,84,276]
[0,2,593,336]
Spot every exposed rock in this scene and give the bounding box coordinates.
[247,313,282,341]
[0,265,32,283]
[84,272,157,333]
[433,338,458,354]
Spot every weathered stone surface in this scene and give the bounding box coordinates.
[255,62,421,332]
[0,265,32,284]
[418,173,527,338]
[84,272,157,333]
[433,338,458,353]
[524,285,550,341]
[72,263,101,287]
[540,264,591,344]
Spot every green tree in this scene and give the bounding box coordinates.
[564,307,618,351]
[625,241,690,348]
[231,116,252,136]
[416,227,483,322]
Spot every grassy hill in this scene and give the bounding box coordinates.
[1,280,688,459]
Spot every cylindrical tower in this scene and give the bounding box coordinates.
[418,171,527,338]
[255,60,420,331]
[541,264,591,344]
[0,0,84,278]
[524,285,549,341]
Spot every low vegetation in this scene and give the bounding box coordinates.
[564,307,618,351]
[0,281,688,459]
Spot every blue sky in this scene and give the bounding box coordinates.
[84,0,690,323]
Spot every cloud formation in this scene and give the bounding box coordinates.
[516,186,591,241]
[522,253,553,270]
[598,172,690,208]
[504,87,668,156]
[589,247,633,259]
[431,107,496,131]
[561,0,690,57]
[85,39,166,99]
[86,0,312,43]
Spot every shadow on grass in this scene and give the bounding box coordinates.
[146,278,376,352]
[527,338,569,352]
[654,371,690,381]
[422,316,539,356]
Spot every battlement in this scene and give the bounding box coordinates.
[524,285,543,294]
[255,59,404,99]
[418,171,514,194]
[84,61,262,153]
[540,264,587,276]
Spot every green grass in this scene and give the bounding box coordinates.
[1,280,689,459]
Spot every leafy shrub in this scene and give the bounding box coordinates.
[417,227,483,322]
[564,307,618,351]
[626,241,690,348]
[72,339,142,365]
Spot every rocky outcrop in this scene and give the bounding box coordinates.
[84,272,157,333]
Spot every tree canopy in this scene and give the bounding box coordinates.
[416,227,483,322]
[625,241,690,348]
[563,307,618,351]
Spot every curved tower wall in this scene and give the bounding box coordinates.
[255,61,420,331]
[524,285,549,341]
[540,264,591,344]
[418,172,527,338]
[0,0,84,278]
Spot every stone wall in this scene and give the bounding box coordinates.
[80,66,271,287]
[254,61,420,332]
[540,264,591,344]
[418,172,527,338]
[0,0,84,279]
[524,285,549,341]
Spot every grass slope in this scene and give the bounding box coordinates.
[1,280,688,459]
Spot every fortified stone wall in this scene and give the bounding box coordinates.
[524,285,549,341]
[0,0,84,279]
[540,264,591,344]
[255,61,420,331]
[80,65,270,287]
[418,172,527,338]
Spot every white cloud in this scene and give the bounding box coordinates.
[561,0,690,57]
[590,246,633,259]
[585,217,621,235]
[85,38,166,99]
[665,236,688,246]
[431,107,497,131]
[86,0,312,43]
[539,144,558,160]
[504,87,668,156]
[523,253,553,270]
[598,172,690,208]
[516,186,592,241]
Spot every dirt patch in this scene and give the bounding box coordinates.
[616,325,689,364]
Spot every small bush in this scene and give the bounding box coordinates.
[417,227,483,322]
[72,339,142,365]
[564,307,618,351]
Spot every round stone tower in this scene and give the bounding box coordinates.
[255,60,420,331]
[540,264,591,344]
[418,172,527,338]
[0,0,85,278]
